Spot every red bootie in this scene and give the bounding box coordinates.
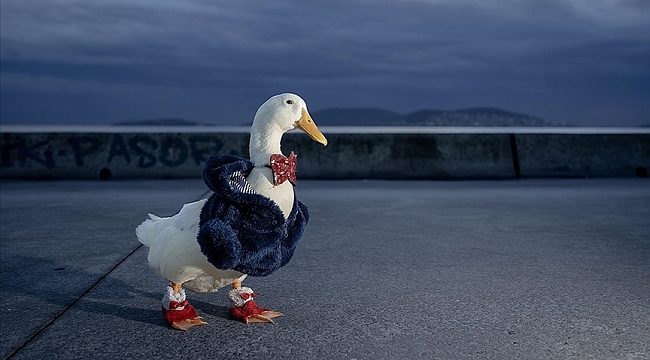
[161,285,207,330]
[228,287,283,323]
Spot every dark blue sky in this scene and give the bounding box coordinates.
[1,0,649,126]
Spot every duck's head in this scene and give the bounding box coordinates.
[252,93,328,146]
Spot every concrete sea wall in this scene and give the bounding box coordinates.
[1,126,648,179]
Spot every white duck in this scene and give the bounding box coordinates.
[136,93,327,330]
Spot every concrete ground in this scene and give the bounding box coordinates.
[1,178,648,359]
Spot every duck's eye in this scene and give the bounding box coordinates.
[286,100,293,105]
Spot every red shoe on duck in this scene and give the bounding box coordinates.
[228,283,283,323]
[161,284,207,331]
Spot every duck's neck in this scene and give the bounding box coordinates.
[249,122,285,166]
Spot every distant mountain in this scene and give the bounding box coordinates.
[402,107,566,127]
[312,107,566,126]
[114,108,567,127]
[114,117,203,126]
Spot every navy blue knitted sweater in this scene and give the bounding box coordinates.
[197,154,309,277]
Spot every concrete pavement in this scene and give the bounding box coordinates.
[1,179,649,359]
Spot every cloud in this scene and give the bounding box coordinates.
[1,0,649,125]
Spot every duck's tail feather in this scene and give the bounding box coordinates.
[136,213,168,247]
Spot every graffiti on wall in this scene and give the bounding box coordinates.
[1,133,240,170]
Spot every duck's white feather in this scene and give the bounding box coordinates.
[136,199,245,293]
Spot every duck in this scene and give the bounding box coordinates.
[136,93,327,330]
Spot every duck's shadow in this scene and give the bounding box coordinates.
[76,296,232,328]
[76,300,169,328]
[187,299,232,320]
[2,253,233,328]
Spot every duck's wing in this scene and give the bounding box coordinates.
[136,199,207,246]
[172,199,208,233]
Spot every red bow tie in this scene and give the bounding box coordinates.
[269,151,297,186]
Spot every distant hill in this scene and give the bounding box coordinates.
[115,108,567,127]
[312,107,566,126]
[402,107,566,127]
[114,118,203,126]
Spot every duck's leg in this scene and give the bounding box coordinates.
[162,282,207,331]
[229,281,284,324]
